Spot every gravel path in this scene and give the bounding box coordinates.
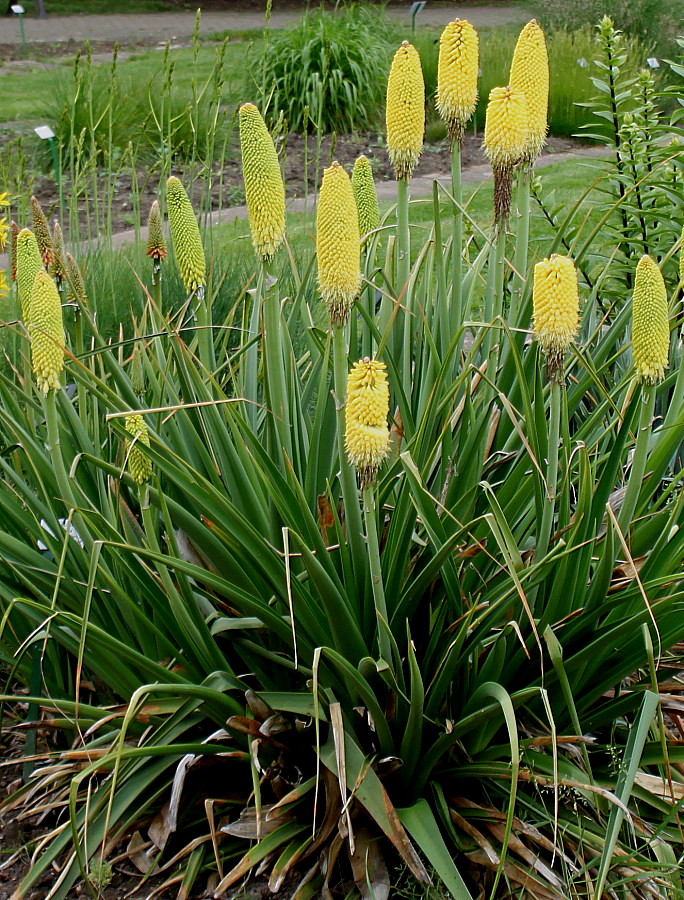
[1,4,529,43]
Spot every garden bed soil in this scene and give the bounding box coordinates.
[24,131,586,238]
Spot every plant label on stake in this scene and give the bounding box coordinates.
[11,4,26,48]
[34,125,62,208]
[410,1,426,34]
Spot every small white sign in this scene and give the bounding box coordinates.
[577,57,589,68]
[11,4,25,13]
[646,57,660,69]
[410,2,426,15]
[34,124,56,140]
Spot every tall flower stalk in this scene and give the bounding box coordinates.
[618,255,669,536]
[239,103,288,446]
[436,19,478,344]
[532,254,579,560]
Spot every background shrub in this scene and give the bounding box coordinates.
[258,4,395,133]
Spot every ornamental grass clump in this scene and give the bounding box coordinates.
[436,19,479,146]
[533,254,579,377]
[239,103,286,262]
[166,176,206,295]
[483,86,529,222]
[16,228,44,322]
[345,358,390,488]
[28,270,65,393]
[632,254,669,384]
[125,414,153,485]
[351,156,380,239]
[386,41,425,181]
[316,162,360,325]
[509,20,549,164]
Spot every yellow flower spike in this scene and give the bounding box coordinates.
[124,414,153,485]
[239,103,286,261]
[632,255,669,385]
[165,176,206,294]
[0,270,8,300]
[351,156,380,239]
[30,196,54,269]
[146,200,167,262]
[509,20,549,164]
[16,228,44,323]
[65,252,87,307]
[386,41,425,181]
[316,162,361,325]
[345,358,390,488]
[51,221,66,283]
[436,20,479,145]
[483,85,528,222]
[29,270,65,393]
[533,254,579,377]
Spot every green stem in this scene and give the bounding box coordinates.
[511,166,530,328]
[483,224,506,374]
[397,176,410,374]
[451,141,463,333]
[434,180,448,361]
[262,257,292,462]
[363,484,391,663]
[537,378,562,561]
[617,383,655,538]
[243,263,263,430]
[332,324,365,587]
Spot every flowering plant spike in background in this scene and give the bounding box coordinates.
[146,200,167,262]
[509,20,549,164]
[65,252,87,307]
[239,103,286,261]
[125,414,153,485]
[28,270,65,393]
[51,221,66,285]
[166,176,206,294]
[352,156,380,239]
[30,196,54,269]
[632,254,669,384]
[386,41,425,181]
[316,162,361,325]
[345,358,390,488]
[436,20,479,145]
[533,254,579,377]
[9,220,19,283]
[16,228,44,323]
[483,86,529,222]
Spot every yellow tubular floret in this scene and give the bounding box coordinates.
[632,255,669,384]
[509,20,549,163]
[345,358,390,488]
[239,103,286,261]
[386,41,425,180]
[316,162,361,325]
[436,20,479,144]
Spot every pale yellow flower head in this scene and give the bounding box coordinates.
[16,228,44,323]
[509,20,549,163]
[386,41,425,181]
[345,358,390,488]
[533,254,579,377]
[0,192,9,252]
[316,162,361,325]
[166,176,206,294]
[352,156,380,240]
[29,270,65,393]
[436,20,479,145]
[125,414,153,485]
[632,255,669,384]
[483,86,528,222]
[239,103,286,261]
